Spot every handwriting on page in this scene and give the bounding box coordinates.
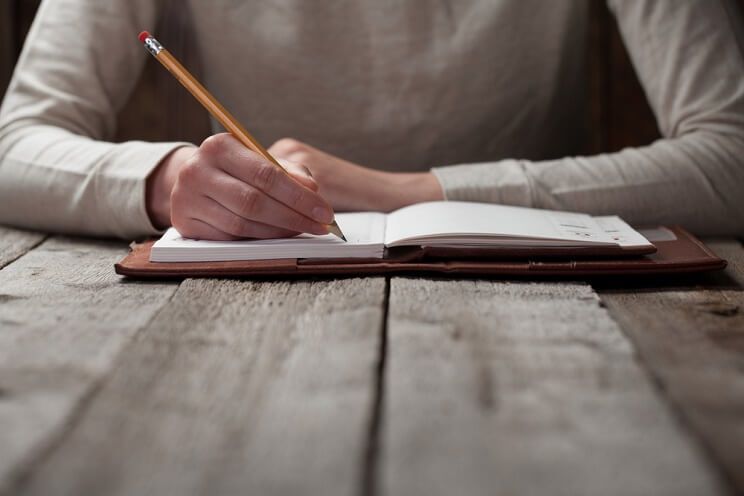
[549,213,603,240]
[594,216,651,247]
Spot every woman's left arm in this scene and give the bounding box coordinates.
[431,0,744,237]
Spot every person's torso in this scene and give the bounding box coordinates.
[183,0,589,171]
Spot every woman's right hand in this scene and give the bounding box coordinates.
[146,133,334,240]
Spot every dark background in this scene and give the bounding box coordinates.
[2,1,736,156]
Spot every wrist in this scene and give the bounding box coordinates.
[381,171,445,210]
[146,146,195,229]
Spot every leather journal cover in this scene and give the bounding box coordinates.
[115,226,726,279]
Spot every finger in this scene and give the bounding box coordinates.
[213,140,333,224]
[175,218,239,241]
[204,170,330,235]
[173,158,327,236]
[280,160,319,192]
[288,170,318,192]
[276,157,313,177]
[269,138,324,159]
[268,138,303,158]
[191,195,302,239]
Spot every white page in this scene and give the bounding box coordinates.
[150,212,386,262]
[594,216,652,248]
[384,201,618,247]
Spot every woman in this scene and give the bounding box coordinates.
[0,0,743,240]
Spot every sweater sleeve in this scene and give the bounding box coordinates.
[0,0,190,239]
[432,0,744,237]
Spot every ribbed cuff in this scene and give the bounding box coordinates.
[97,141,192,239]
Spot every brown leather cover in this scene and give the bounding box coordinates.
[115,226,726,279]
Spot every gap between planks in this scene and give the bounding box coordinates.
[4,233,741,496]
[596,240,744,493]
[0,227,47,270]
[0,236,181,495]
[360,278,390,496]
[9,277,388,496]
[379,277,729,496]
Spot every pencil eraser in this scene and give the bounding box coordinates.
[138,31,151,43]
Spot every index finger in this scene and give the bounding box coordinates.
[217,139,334,224]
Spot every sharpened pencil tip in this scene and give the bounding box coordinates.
[327,220,347,242]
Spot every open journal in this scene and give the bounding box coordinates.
[150,202,654,262]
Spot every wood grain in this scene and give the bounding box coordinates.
[380,278,728,496]
[598,240,744,492]
[0,227,45,270]
[0,237,178,494]
[11,277,386,496]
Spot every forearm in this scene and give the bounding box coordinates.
[432,0,744,237]
[432,131,744,236]
[0,124,189,238]
[0,0,178,238]
[354,169,444,212]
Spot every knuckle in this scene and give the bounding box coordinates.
[272,137,302,155]
[251,162,278,190]
[178,157,201,184]
[228,216,249,237]
[200,133,230,155]
[200,135,219,153]
[288,185,307,208]
[288,150,310,164]
[239,187,260,214]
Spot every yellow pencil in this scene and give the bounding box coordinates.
[138,31,346,241]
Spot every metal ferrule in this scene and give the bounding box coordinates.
[144,36,164,56]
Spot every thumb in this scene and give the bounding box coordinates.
[279,159,319,192]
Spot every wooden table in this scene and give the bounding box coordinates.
[0,226,742,496]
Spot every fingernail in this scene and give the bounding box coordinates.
[312,206,333,224]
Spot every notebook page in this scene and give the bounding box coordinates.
[384,201,617,247]
[594,216,652,248]
[150,212,386,262]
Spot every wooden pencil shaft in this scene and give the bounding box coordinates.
[155,50,285,171]
[150,46,347,240]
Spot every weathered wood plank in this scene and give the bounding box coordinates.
[0,226,45,269]
[597,240,744,492]
[0,237,178,494]
[12,277,387,496]
[381,278,728,496]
